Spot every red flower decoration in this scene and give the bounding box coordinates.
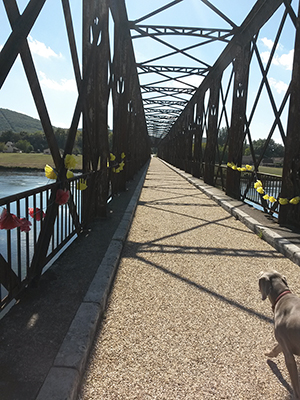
[19,218,32,232]
[55,189,70,205]
[28,207,45,221]
[0,209,22,230]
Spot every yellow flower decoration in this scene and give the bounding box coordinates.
[237,167,242,172]
[119,161,125,171]
[77,179,87,191]
[121,152,126,159]
[263,194,269,200]
[254,180,263,189]
[279,198,289,205]
[246,165,252,171]
[65,154,77,170]
[240,167,247,172]
[269,196,276,203]
[227,162,237,170]
[290,196,300,205]
[66,170,74,179]
[115,167,120,173]
[110,153,116,162]
[256,187,264,194]
[45,164,57,180]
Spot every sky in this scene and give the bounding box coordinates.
[0,0,298,144]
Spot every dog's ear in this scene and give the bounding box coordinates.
[259,274,272,300]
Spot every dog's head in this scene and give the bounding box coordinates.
[258,270,288,300]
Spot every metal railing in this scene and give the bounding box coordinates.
[0,171,94,309]
[214,165,282,216]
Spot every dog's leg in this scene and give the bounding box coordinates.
[283,352,300,400]
[265,343,282,358]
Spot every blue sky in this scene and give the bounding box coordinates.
[0,0,297,144]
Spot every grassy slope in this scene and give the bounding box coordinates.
[0,153,82,170]
[0,108,43,133]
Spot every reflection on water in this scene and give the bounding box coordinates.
[0,171,49,198]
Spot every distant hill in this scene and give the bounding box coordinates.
[0,108,43,134]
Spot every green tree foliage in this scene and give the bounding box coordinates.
[15,139,33,153]
[28,132,48,152]
[55,128,67,149]
[244,138,284,158]
[0,142,6,152]
[0,129,83,154]
[218,127,228,147]
[0,130,20,143]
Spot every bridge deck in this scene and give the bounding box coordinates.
[79,158,300,399]
[1,158,300,399]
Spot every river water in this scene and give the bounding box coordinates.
[0,170,48,198]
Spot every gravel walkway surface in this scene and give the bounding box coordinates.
[79,157,300,400]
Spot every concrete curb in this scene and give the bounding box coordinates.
[161,160,300,268]
[36,161,149,400]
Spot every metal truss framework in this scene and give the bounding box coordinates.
[1,0,300,305]
[127,0,300,227]
[0,0,151,299]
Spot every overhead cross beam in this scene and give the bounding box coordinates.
[137,65,209,75]
[130,24,234,42]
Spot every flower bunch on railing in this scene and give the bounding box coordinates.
[109,152,125,173]
[0,205,49,232]
[0,154,89,232]
[0,208,31,231]
[227,162,300,206]
[45,154,87,193]
[227,162,253,172]
[254,180,300,206]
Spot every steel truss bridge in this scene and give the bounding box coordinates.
[1,0,300,309]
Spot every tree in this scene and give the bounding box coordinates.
[55,128,68,149]
[15,139,33,153]
[252,138,284,158]
[218,127,228,146]
[0,142,6,152]
[0,130,21,143]
[24,131,47,152]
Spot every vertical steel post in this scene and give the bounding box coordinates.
[82,0,110,219]
[204,76,221,185]
[279,2,300,226]
[192,97,204,178]
[226,43,251,199]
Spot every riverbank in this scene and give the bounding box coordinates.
[0,153,82,170]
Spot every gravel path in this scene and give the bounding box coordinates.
[79,157,300,400]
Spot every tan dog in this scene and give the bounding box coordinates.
[259,271,300,399]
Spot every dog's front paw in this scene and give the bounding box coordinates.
[265,350,277,358]
[265,343,282,358]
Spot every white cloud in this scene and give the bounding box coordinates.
[260,37,294,70]
[273,49,294,71]
[260,51,271,65]
[260,49,294,70]
[268,77,289,94]
[261,37,274,50]
[28,35,63,59]
[39,71,77,92]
